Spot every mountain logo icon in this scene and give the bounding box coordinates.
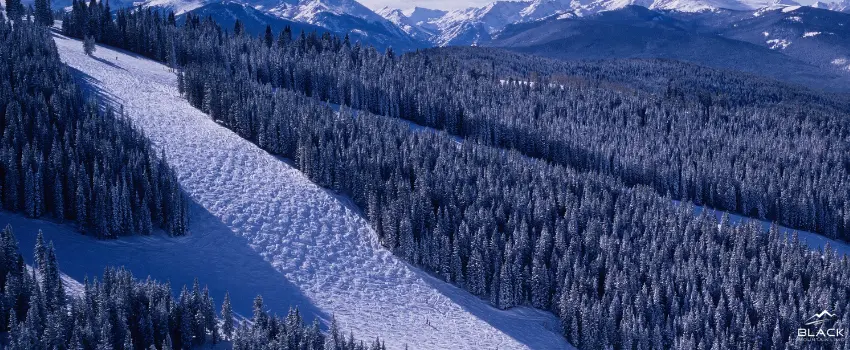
[804,310,838,327]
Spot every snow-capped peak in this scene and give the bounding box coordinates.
[378,0,575,46]
[810,0,849,11]
[376,0,830,47]
[265,0,384,23]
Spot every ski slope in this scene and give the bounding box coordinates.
[674,201,850,258]
[47,32,572,350]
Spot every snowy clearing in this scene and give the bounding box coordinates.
[767,38,791,49]
[673,201,850,258]
[46,32,571,349]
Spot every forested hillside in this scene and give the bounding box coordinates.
[0,16,389,350]
[0,224,381,350]
[64,5,850,243]
[0,12,187,237]
[58,9,850,349]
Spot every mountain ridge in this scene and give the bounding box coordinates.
[139,0,426,50]
[378,0,850,46]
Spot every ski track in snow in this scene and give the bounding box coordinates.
[37,32,572,350]
[673,201,850,258]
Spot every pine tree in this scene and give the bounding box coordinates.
[84,36,96,55]
[221,291,234,339]
[33,0,52,26]
[33,231,46,271]
[43,243,64,312]
[264,25,273,48]
[233,19,244,36]
[4,0,23,20]
[252,295,266,329]
[325,316,341,350]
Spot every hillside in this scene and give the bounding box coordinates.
[666,6,850,74]
[489,6,850,91]
[49,32,571,350]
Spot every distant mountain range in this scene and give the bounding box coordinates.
[33,0,850,90]
[489,5,850,90]
[378,0,828,46]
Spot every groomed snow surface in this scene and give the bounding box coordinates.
[674,201,850,257]
[40,32,572,350]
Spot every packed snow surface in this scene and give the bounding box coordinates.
[673,202,850,257]
[767,38,791,49]
[48,32,571,350]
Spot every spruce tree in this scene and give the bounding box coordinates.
[4,0,22,20]
[33,231,46,271]
[83,36,96,56]
[221,291,233,339]
[264,25,273,48]
[33,0,52,26]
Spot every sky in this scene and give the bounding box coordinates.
[358,0,495,11]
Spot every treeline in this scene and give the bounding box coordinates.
[205,37,850,242]
[3,0,54,25]
[181,70,850,350]
[0,226,384,350]
[64,6,850,242]
[61,9,850,349]
[2,16,187,237]
[424,46,850,110]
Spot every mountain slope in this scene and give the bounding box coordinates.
[142,0,424,51]
[383,0,575,46]
[488,6,850,91]
[175,1,327,36]
[376,7,446,41]
[260,0,426,50]
[51,32,571,350]
[377,0,809,46]
[172,1,415,50]
[667,6,850,72]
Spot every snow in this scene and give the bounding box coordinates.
[802,31,821,37]
[136,0,207,15]
[674,202,850,258]
[269,0,387,26]
[378,0,810,46]
[831,57,850,71]
[47,32,572,350]
[767,38,791,49]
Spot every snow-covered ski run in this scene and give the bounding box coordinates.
[39,32,573,350]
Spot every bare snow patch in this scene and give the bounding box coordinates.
[767,38,791,49]
[831,58,850,71]
[673,202,850,258]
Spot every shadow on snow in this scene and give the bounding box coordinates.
[5,200,330,328]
